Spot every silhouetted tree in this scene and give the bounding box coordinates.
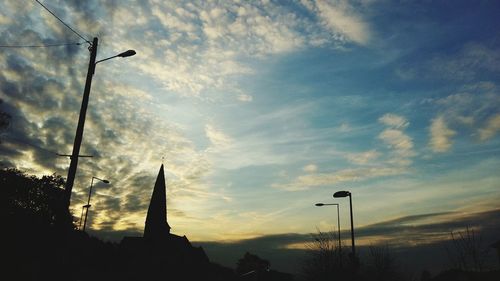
[236,252,271,276]
[445,226,489,272]
[1,168,74,230]
[236,252,293,281]
[300,229,349,281]
[365,244,402,281]
[1,168,80,280]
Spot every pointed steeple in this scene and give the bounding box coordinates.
[144,164,171,240]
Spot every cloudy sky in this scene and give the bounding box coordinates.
[1,0,500,274]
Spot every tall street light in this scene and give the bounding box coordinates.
[64,37,136,208]
[315,202,342,267]
[333,190,356,261]
[82,176,110,231]
[78,205,86,230]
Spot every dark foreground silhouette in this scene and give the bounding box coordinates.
[1,167,294,281]
[1,167,235,281]
[3,167,499,281]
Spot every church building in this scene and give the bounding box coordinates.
[119,164,210,280]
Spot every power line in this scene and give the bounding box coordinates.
[34,0,91,45]
[0,42,84,48]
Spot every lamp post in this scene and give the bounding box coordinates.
[64,36,135,208]
[82,176,110,231]
[333,191,356,261]
[315,202,342,267]
[78,205,86,230]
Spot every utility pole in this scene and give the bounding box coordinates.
[348,193,355,259]
[64,37,98,208]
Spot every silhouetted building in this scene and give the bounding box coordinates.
[144,164,171,240]
[119,164,210,280]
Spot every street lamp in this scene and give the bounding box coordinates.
[78,204,88,230]
[95,49,136,64]
[64,36,136,207]
[333,191,356,261]
[315,202,342,267]
[82,176,110,231]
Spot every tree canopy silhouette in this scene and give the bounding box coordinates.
[1,167,74,230]
[236,252,271,276]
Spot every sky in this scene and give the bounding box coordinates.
[1,0,500,274]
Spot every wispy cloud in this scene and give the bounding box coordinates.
[346,150,380,165]
[302,164,318,173]
[378,113,416,164]
[302,0,371,45]
[273,113,415,191]
[237,93,253,102]
[428,43,500,81]
[273,166,408,191]
[397,43,500,81]
[205,123,233,150]
[427,85,500,152]
[429,116,456,153]
[378,113,409,129]
[478,114,500,141]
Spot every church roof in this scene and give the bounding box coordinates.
[144,164,171,240]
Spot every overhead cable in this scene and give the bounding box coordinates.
[34,0,91,45]
[0,42,84,48]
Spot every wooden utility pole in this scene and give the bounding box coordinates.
[64,37,98,207]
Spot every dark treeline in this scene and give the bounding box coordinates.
[1,168,119,280]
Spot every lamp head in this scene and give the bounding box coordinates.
[117,50,136,58]
[315,203,324,206]
[333,191,351,198]
[102,180,110,184]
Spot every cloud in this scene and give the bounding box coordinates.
[429,43,500,81]
[378,129,414,156]
[273,113,415,191]
[426,87,500,151]
[429,116,456,153]
[302,164,318,173]
[346,149,380,165]
[0,14,215,232]
[478,114,500,141]
[273,166,407,191]
[116,0,375,99]
[378,113,409,129]
[122,0,361,99]
[237,93,253,102]
[205,123,232,149]
[378,113,416,162]
[398,43,500,81]
[303,0,371,45]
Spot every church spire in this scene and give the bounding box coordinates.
[144,164,171,239]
